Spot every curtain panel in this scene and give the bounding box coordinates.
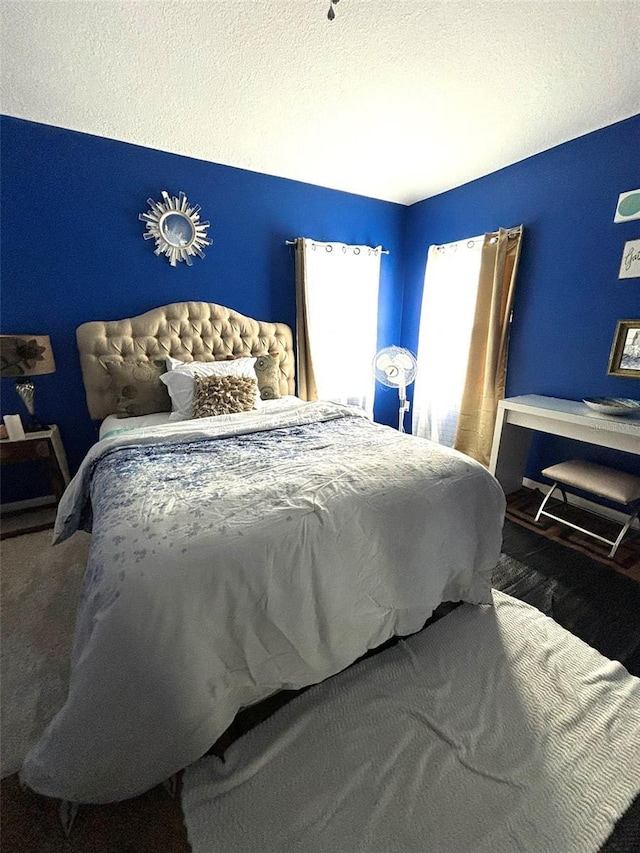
[454,227,523,466]
[294,238,382,417]
[412,227,523,465]
[412,237,485,446]
[294,240,317,402]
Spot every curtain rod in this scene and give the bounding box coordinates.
[285,239,389,255]
[433,226,523,252]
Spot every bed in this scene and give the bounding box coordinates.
[20,301,506,804]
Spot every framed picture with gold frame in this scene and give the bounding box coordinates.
[607,319,640,378]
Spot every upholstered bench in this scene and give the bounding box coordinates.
[535,460,640,558]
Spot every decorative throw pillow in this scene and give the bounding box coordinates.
[105,360,171,419]
[160,357,259,420]
[191,374,258,418]
[254,354,281,400]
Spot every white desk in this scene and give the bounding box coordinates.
[489,395,640,494]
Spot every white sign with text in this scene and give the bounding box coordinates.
[618,239,640,279]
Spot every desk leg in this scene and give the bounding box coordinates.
[490,420,533,495]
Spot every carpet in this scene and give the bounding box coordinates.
[182,590,640,853]
[0,528,90,778]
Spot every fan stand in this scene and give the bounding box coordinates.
[398,378,409,433]
[372,346,417,434]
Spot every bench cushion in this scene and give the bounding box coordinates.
[542,460,640,506]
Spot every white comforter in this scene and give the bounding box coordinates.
[21,401,505,803]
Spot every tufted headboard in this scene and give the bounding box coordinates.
[76,301,295,420]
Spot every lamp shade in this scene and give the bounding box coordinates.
[0,335,56,377]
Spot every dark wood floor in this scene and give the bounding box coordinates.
[501,501,640,677]
[2,509,639,852]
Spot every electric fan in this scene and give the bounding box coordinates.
[372,346,417,432]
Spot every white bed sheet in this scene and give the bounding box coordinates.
[98,395,305,439]
[22,401,505,803]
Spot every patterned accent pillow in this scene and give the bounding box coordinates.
[105,360,171,419]
[161,357,259,419]
[191,374,258,418]
[254,354,281,400]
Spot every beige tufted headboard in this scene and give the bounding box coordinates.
[76,301,295,420]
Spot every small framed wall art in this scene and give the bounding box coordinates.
[618,239,640,279]
[614,189,640,223]
[607,319,640,378]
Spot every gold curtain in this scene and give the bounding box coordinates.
[454,226,524,466]
[294,238,317,401]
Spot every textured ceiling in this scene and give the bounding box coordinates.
[2,1,639,205]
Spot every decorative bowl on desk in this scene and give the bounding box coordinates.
[582,397,640,415]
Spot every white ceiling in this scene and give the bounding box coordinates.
[2,1,639,205]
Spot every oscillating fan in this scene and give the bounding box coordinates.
[372,346,417,432]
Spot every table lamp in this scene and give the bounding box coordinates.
[0,335,56,431]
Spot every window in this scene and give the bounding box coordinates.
[295,238,382,417]
[413,237,484,445]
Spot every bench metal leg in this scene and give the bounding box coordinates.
[609,507,640,558]
[535,482,559,522]
[536,485,639,560]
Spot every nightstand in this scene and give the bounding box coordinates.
[0,424,70,502]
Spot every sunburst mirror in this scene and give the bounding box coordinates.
[139,191,212,266]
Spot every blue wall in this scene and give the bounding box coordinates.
[0,116,406,499]
[2,113,639,505]
[402,114,640,486]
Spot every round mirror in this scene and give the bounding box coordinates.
[160,212,196,248]
[139,191,212,266]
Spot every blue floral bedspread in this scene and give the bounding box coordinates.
[23,401,505,804]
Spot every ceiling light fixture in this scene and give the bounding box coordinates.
[327,0,340,21]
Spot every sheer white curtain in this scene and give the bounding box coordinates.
[412,237,484,445]
[295,238,382,417]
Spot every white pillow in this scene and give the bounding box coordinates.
[164,356,197,372]
[160,358,259,420]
